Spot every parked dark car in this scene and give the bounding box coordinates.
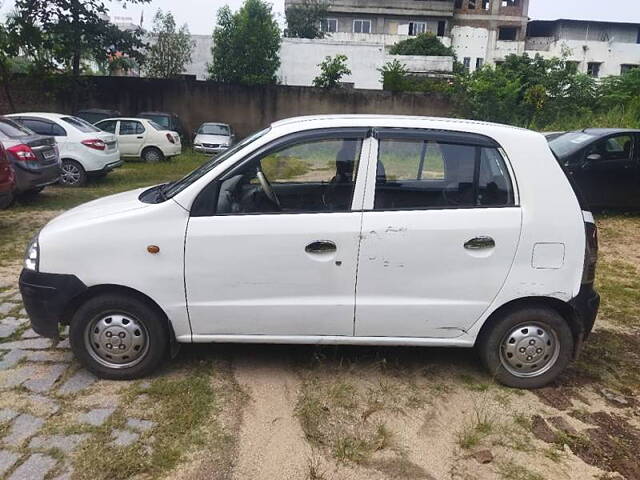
[0,142,16,209]
[136,112,187,145]
[0,117,60,196]
[548,128,640,209]
[75,109,122,125]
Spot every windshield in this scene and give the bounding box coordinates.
[61,116,101,133]
[548,131,597,157]
[0,118,32,138]
[198,124,230,136]
[163,127,271,199]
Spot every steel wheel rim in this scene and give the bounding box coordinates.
[61,163,81,185]
[499,322,560,378]
[84,313,149,369]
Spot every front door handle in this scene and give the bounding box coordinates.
[305,240,337,254]
[464,236,495,250]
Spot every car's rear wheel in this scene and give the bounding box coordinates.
[70,293,169,380]
[60,159,87,187]
[478,305,574,389]
[142,147,164,163]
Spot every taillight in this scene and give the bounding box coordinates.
[81,139,106,150]
[582,219,598,284]
[166,133,175,144]
[7,144,37,162]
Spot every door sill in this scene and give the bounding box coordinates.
[179,334,475,348]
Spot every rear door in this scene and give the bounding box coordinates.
[355,129,522,338]
[118,120,147,156]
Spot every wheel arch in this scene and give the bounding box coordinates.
[63,284,177,344]
[476,296,582,354]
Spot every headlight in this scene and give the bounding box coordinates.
[24,236,39,272]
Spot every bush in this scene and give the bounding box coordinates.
[389,33,455,57]
[313,54,351,89]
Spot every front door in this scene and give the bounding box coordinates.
[185,129,370,337]
[572,133,639,208]
[355,130,522,338]
[118,120,146,156]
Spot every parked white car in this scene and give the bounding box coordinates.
[193,122,234,155]
[95,117,182,163]
[7,113,121,186]
[19,115,599,388]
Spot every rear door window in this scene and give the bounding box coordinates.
[374,134,514,210]
[119,121,145,135]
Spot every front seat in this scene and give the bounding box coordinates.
[323,141,357,210]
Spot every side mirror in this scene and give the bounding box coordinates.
[586,153,602,162]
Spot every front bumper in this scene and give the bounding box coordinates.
[19,269,87,338]
[194,145,229,155]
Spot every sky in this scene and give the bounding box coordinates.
[1,0,639,36]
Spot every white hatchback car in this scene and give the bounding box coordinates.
[19,115,599,388]
[95,117,182,163]
[7,113,121,186]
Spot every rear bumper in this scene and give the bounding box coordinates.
[14,162,61,193]
[19,269,87,338]
[88,159,123,175]
[569,283,600,358]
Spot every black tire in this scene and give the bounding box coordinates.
[60,159,87,187]
[477,305,574,389]
[141,147,164,163]
[69,293,169,380]
[0,192,13,209]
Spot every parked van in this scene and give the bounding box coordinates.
[19,115,599,388]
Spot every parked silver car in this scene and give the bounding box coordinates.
[193,123,234,154]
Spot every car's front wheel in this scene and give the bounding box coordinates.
[70,293,169,380]
[60,159,87,187]
[478,305,574,389]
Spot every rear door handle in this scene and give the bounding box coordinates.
[464,236,495,250]
[305,240,336,254]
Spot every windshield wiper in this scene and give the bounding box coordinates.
[155,182,172,202]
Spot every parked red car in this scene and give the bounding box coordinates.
[0,142,16,209]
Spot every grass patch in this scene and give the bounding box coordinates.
[72,357,229,479]
[497,459,544,480]
[456,403,494,449]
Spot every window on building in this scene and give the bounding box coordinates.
[621,64,639,75]
[566,61,580,73]
[501,0,519,6]
[437,20,446,37]
[468,0,477,9]
[454,0,463,8]
[320,18,338,33]
[463,57,471,71]
[498,27,518,41]
[409,22,427,36]
[482,0,490,10]
[476,58,484,69]
[353,19,371,34]
[587,62,601,78]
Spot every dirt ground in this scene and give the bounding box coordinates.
[1,205,639,480]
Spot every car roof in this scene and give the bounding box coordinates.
[137,112,176,117]
[200,122,230,126]
[579,128,640,136]
[270,114,532,137]
[6,112,69,120]
[98,117,153,123]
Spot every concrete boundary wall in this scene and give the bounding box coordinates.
[0,76,454,138]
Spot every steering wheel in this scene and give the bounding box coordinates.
[256,168,281,209]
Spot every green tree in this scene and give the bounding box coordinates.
[11,0,149,78]
[209,0,281,85]
[145,10,194,78]
[389,33,455,57]
[313,54,351,88]
[285,0,329,39]
[378,59,409,92]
